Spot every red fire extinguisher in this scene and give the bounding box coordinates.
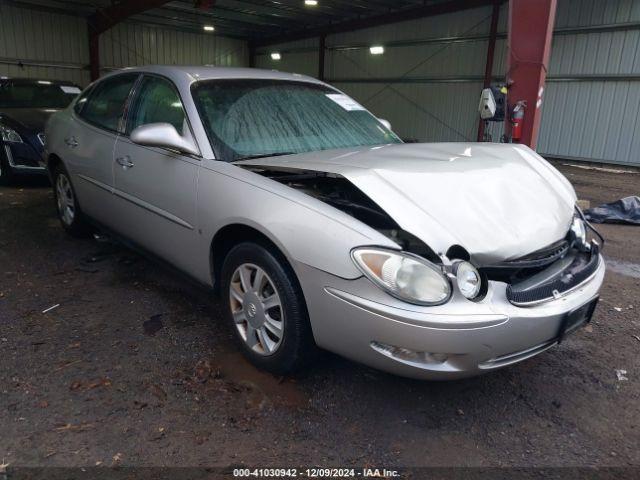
[511,100,526,142]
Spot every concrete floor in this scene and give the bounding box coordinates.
[0,163,638,472]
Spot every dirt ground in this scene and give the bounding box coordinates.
[0,163,639,474]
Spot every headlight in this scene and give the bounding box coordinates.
[454,261,482,300]
[352,248,451,305]
[570,216,587,247]
[0,123,23,143]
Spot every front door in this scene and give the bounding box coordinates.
[112,74,200,275]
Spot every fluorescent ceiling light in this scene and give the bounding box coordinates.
[271,52,282,60]
[369,46,384,55]
[305,0,318,5]
[37,80,52,84]
[203,25,215,32]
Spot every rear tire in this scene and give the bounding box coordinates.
[221,242,317,375]
[52,163,91,237]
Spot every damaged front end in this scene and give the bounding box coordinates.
[482,211,604,306]
[241,166,441,263]
[239,163,603,309]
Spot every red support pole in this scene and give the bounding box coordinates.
[505,0,557,149]
[87,0,174,81]
[477,0,501,141]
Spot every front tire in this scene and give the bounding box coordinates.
[221,242,317,375]
[52,163,90,237]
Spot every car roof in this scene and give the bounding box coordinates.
[100,65,326,89]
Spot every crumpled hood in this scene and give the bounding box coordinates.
[236,143,577,264]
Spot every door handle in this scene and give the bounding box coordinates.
[64,136,78,148]
[116,155,134,169]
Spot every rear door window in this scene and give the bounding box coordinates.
[80,74,139,132]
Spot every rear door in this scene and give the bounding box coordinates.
[64,73,139,225]
[111,74,201,275]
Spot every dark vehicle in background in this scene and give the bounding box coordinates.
[0,77,81,185]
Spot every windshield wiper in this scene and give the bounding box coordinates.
[233,152,296,162]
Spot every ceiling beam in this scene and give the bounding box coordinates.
[207,0,347,24]
[255,0,390,18]
[114,12,264,37]
[88,0,179,35]
[254,0,503,47]
[87,0,184,81]
[160,3,299,29]
[194,0,215,9]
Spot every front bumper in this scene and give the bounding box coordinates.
[297,254,605,380]
[2,142,47,175]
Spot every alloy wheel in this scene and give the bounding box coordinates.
[229,263,284,356]
[56,173,75,226]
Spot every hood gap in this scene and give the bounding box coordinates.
[241,165,441,263]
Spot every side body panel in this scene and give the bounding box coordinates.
[193,160,400,286]
[70,121,117,221]
[111,136,200,276]
[48,110,118,226]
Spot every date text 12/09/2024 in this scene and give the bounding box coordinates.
[233,468,401,478]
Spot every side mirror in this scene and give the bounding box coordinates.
[130,123,199,156]
[378,118,392,130]
[479,88,497,120]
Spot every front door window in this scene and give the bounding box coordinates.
[127,76,187,136]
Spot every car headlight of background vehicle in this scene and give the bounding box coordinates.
[0,123,23,143]
[352,248,451,305]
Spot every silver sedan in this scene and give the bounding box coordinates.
[44,66,605,379]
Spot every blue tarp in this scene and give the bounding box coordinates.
[584,196,640,225]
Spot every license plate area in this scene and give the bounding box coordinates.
[558,296,599,343]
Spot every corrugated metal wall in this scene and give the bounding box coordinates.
[330,6,504,144]
[0,2,248,87]
[537,0,640,166]
[0,2,89,85]
[255,38,319,77]
[100,23,247,75]
[255,0,640,167]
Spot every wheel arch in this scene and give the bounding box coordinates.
[47,153,64,181]
[209,222,299,293]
